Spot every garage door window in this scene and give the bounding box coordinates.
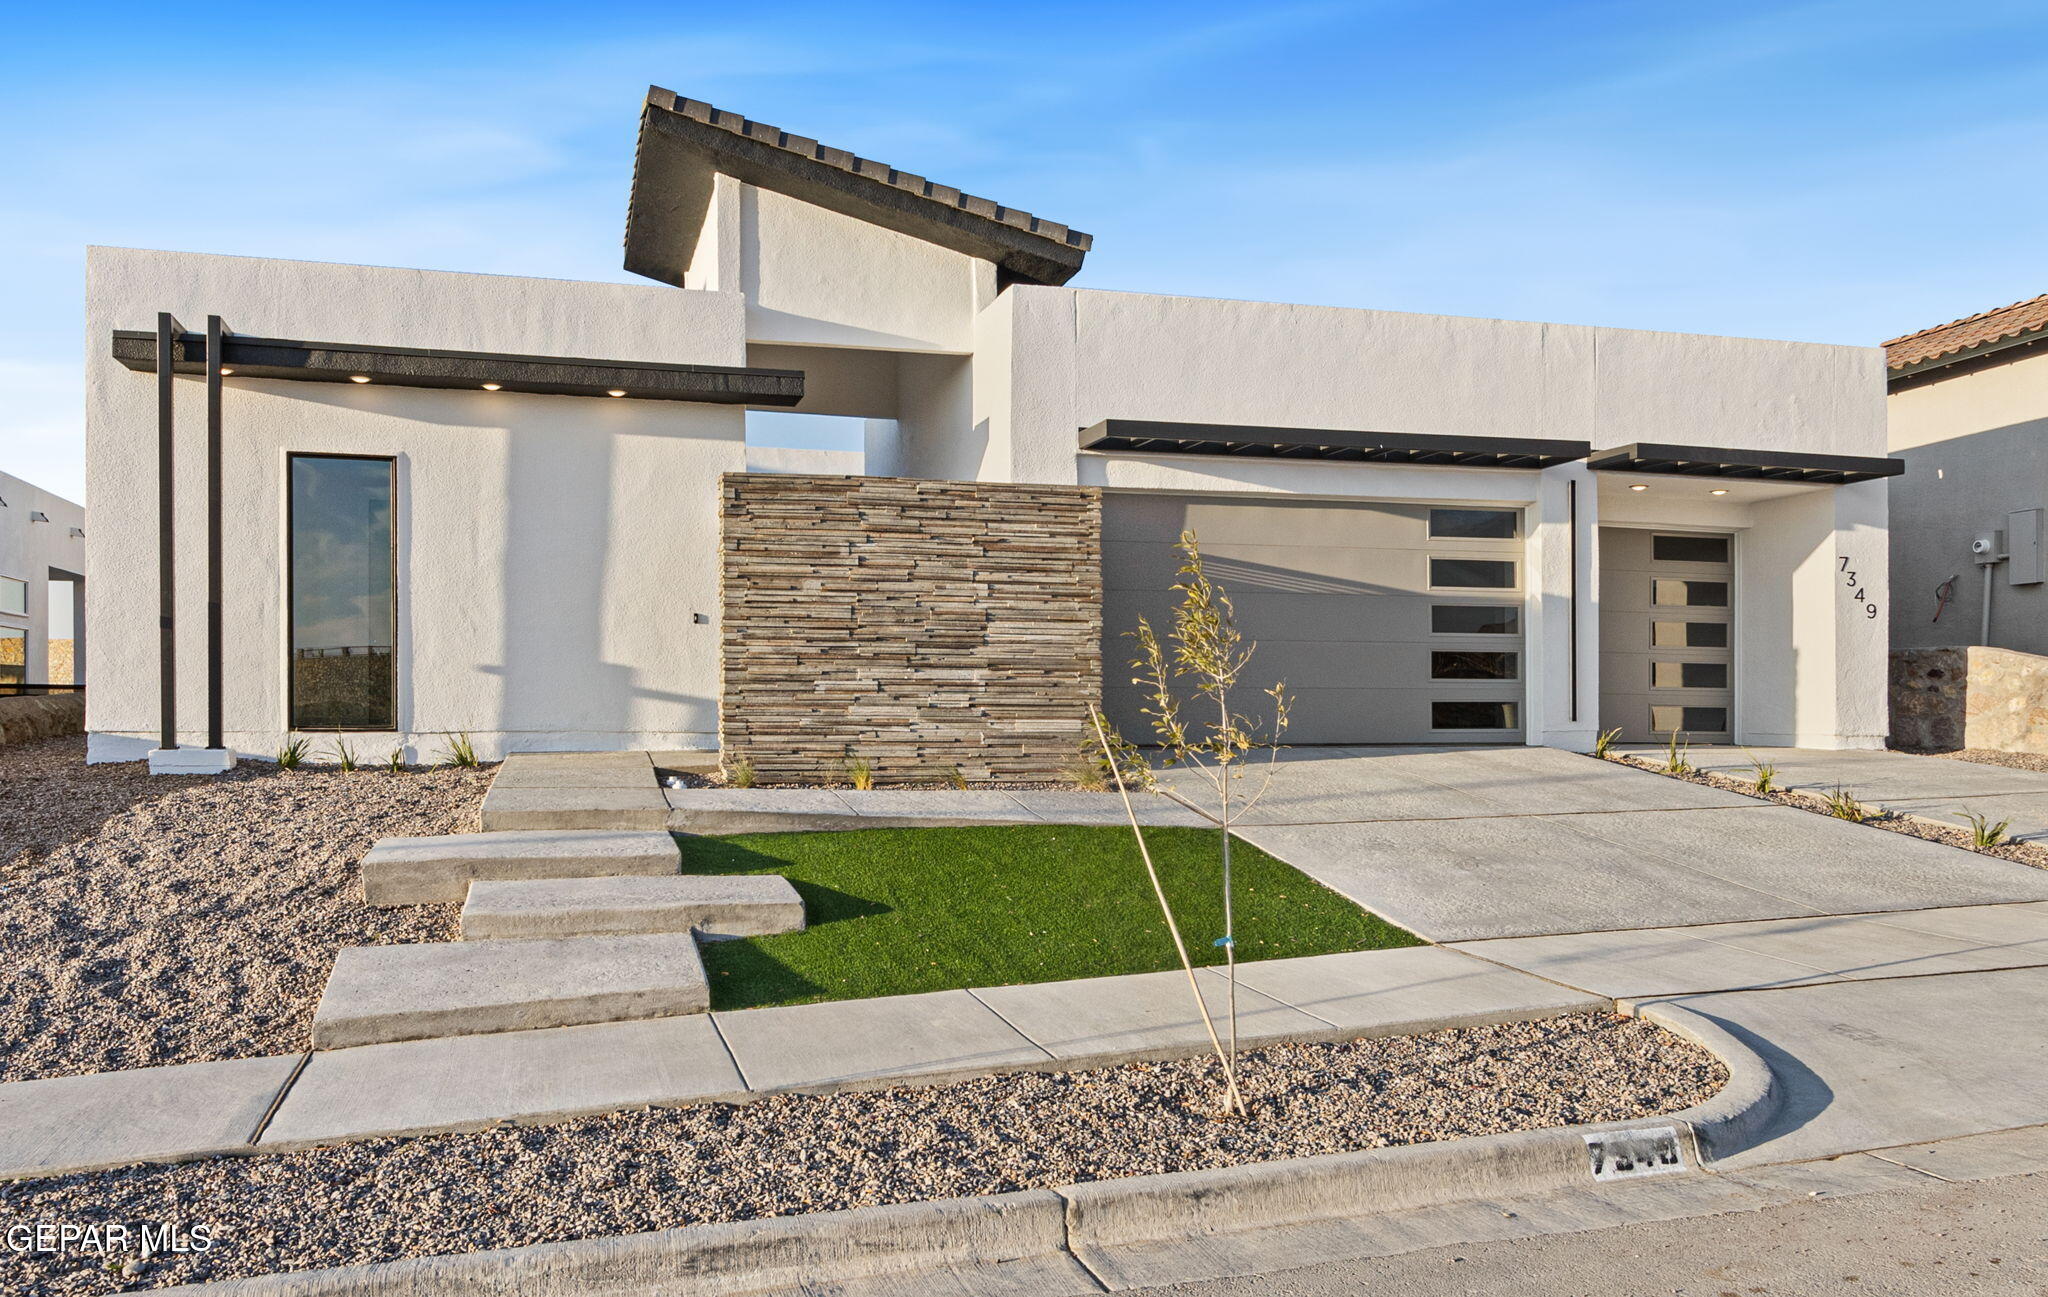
[1653,578,1727,607]
[1432,651,1517,680]
[1651,705,1727,733]
[1430,558,1516,589]
[1652,662,1729,689]
[1652,535,1731,563]
[1428,509,1518,540]
[1431,605,1519,634]
[1652,620,1728,648]
[1432,700,1518,730]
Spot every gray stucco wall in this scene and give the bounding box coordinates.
[1889,350,2048,654]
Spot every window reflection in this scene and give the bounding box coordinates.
[290,456,395,731]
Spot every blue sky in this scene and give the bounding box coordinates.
[6,0,2047,503]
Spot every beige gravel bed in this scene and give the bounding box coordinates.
[1,1012,1721,1293]
[0,736,491,1083]
[1605,752,2048,868]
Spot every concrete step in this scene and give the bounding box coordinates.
[478,786,672,832]
[460,875,806,941]
[311,934,709,1049]
[361,829,681,906]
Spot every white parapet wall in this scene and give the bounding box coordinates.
[84,247,750,763]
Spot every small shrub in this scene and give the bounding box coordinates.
[384,747,406,773]
[330,736,358,772]
[844,754,875,791]
[1063,724,1146,792]
[1743,750,1777,793]
[1661,730,1694,775]
[1823,785,1871,823]
[275,737,310,769]
[1960,808,2013,848]
[943,764,969,791]
[439,733,480,768]
[1592,727,1622,759]
[725,756,756,789]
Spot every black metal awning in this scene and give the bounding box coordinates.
[1078,420,1590,468]
[1587,442,1903,484]
[112,330,804,407]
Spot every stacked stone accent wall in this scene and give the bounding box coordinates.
[720,474,1101,784]
[1891,645,2048,753]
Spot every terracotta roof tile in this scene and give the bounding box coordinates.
[1885,293,2048,370]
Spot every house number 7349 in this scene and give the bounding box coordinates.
[1840,556,1879,620]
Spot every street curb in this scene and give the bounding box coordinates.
[161,1191,1095,1296]
[155,1005,1781,1295]
[1627,999,1783,1162]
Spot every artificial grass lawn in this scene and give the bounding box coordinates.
[681,824,1420,1011]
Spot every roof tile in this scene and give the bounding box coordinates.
[1886,293,2048,370]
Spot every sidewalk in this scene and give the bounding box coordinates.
[0,946,1595,1179]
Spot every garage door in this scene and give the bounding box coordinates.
[1101,495,1526,745]
[1597,527,1734,744]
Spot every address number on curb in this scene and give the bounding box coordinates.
[1584,1126,1686,1181]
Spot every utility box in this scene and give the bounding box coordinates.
[2010,509,2044,585]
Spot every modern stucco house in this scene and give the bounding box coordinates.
[0,471,86,692]
[84,88,1898,773]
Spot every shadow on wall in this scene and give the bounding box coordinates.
[1890,419,2048,656]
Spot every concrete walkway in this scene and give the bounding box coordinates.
[1172,746,2048,941]
[1627,743,2048,841]
[0,946,1596,1178]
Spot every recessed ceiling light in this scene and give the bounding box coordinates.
[1628,483,1648,492]
[1710,488,1729,496]
[606,389,627,398]
[481,383,501,391]
[349,375,371,384]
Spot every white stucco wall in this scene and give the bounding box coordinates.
[988,287,1884,488]
[0,471,87,687]
[84,247,746,762]
[740,185,996,352]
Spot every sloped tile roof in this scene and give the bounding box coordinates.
[1885,293,2048,371]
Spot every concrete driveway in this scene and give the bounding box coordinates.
[1160,745,2048,941]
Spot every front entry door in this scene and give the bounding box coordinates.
[1598,528,1734,744]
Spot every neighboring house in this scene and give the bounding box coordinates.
[83,88,1896,772]
[1886,295,2048,651]
[0,471,86,691]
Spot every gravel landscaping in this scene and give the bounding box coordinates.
[0,736,491,1083]
[1905,746,2048,775]
[1604,751,2048,869]
[1,1012,1722,1293]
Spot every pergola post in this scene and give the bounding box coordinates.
[146,312,237,774]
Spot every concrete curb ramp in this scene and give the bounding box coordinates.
[153,1001,1776,1295]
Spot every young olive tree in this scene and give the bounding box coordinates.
[1090,529,1290,1115]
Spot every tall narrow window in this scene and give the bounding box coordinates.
[0,628,22,687]
[289,455,395,730]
